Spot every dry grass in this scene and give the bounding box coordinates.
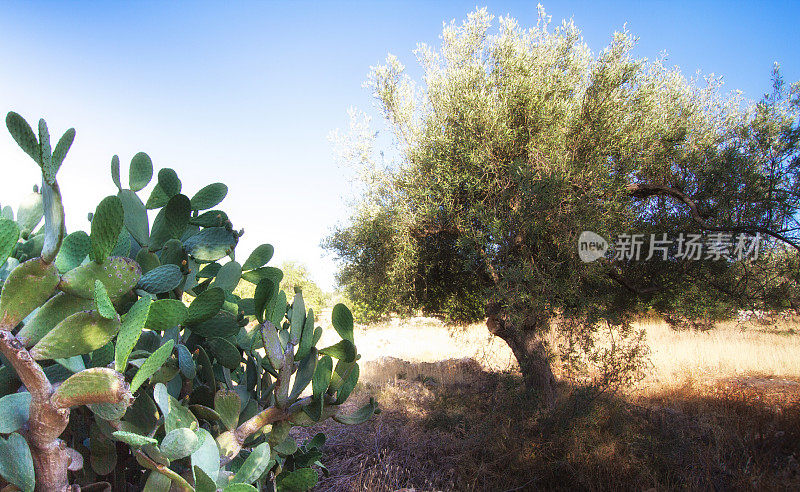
[298,315,800,491]
[639,319,800,391]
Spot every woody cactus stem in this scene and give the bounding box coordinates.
[217,405,289,464]
[0,330,133,491]
[0,330,70,491]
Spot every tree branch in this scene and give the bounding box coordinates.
[627,183,800,251]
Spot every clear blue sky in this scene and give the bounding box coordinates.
[1,1,797,290]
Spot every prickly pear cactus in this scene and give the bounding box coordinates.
[0,112,377,492]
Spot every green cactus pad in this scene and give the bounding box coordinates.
[93,280,116,319]
[207,337,241,371]
[162,394,198,434]
[160,428,200,460]
[319,339,357,363]
[51,127,75,177]
[214,389,241,431]
[186,287,225,324]
[196,262,221,279]
[190,311,239,338]
[16,189,43,237]
[258,322,284,371]
[253,279,277,324]
[0,432,35,492]
[295,309,315,361]
[130,340,175,393]
[90,341,115,368]
[335,363,359,404]
[0,392,31,434]
[328,360,355,392]
[6,111,39,165]
[90,196,124,263]
[145,299,187,331]
[193,465,217,492]
[118,189,150,247]
[123,392,160,435]
[192,429,220,482]
[149,195,190,250]
[136,248,160,274]
[231,441,271,485]
[241,266,283,285]
[184,227,238,262]
[13,232,44,262]
[51,367,131,409]
[190,183,228,211]
[312,355,332,401]
[54,231,90,273]
[157,168,182,197]
[0,218,20,266]
[289,291,305,344]
[266,290,287,328]
[112,430,158,448]
[89,423,117,475]
[37,119,54,179]
[145,183,169,209]
[15,292,93,347]
[137,264,183,294]
[111,155,122,189]
[159,239,185,266]
[129,152,153,192]
[116,296,152,371]
[277,468,318,491]
[176,343,196,379]
[211,261,241,294]
[196,345,216,389]
[331,303,355,344]
[30,310,120,360]
[188,404,220,422]
[0,258,60,328]
[190,210,229,228]
[290,348,317,401]
[111,227,132,257]
[164,194,190,239]
[59,256,142,299]
[242,244,274,271]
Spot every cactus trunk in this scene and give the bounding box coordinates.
[0,330,71,491]
[28,440,71,492]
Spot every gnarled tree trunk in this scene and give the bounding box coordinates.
[486,304,557,409]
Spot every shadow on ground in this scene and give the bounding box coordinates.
[295,357,800,491]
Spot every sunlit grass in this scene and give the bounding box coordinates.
[315,314,800,393]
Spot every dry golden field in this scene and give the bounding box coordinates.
[300,316,800,491]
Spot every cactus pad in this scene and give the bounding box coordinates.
[0,258,60,328]
[15,292,94,347]
[89,196,124,263]
[30,310,120,360]
[59,256,142,300]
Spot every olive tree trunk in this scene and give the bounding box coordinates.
[486,307,557,409]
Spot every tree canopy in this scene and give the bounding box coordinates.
[325,8,800,406]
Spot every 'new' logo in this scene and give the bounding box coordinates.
[578,231,609,263]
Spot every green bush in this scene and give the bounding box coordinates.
[0,112,376,491]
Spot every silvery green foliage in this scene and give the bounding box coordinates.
[326,7,800,403]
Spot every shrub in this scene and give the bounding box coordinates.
[0,112,376,491]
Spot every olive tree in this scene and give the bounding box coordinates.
[325,8,800,407]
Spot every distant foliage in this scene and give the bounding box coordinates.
[326,7,800,404]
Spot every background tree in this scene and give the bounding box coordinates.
[326,8,800,407]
